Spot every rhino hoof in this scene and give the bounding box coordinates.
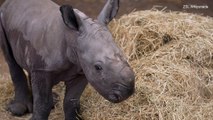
[7,100,33,116]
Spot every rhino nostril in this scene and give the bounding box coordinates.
[117,82,135,94]
[116,82,134,91]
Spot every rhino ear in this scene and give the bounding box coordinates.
[97,0,119,25]
[60,5,81,30]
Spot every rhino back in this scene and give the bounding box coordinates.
[1,0,75,71]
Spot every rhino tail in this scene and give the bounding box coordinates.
[0,11,17,65]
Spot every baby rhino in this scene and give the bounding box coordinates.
[0,0,135,119]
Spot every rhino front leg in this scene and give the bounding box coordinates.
[64,75,88,120]
[30,71,53,120]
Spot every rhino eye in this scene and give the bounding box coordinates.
[94,64,102,71]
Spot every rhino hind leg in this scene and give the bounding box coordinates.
[4,56,33,116]
[0,20,33,116]
[7,97,33,116]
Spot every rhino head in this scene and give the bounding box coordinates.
[60,0,135,103]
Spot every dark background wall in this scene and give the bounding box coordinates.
[0,0,212,17]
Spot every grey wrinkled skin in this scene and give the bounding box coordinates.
[0,0,135,120]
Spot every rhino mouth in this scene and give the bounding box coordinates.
[108,83,135,103]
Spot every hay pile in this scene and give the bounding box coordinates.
[0,10,213,120]
[80,11,213,120]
